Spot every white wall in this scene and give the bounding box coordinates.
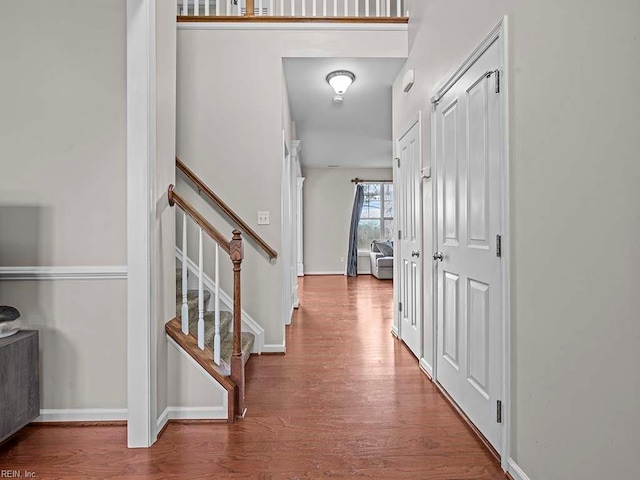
[0,1,127,412]
[396,1,640,478]
[177,26,407,350]
[303,167,393,274]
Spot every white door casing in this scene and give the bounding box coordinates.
[396,118,422,358]
[433,38,503,450]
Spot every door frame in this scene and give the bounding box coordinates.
[429,17,511,470]
[393,112,423,354]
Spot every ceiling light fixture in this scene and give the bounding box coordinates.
[326,70,355,103]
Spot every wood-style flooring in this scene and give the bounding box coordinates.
[0,275,505,479]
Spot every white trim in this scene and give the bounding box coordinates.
[164,406,227,421]
[304,271,345,275]
[390,325,399,338]
[177,247,265,354]
[156,407,170,433]
[499,16,512,471]
[0,266,127,281]
[177,22,408,32]
[127,0,157,448]
[419,357,432,378]
[35,409,128,423]
[430,17,511,467]
[507,459,532,480]
[430,19,504,105]
[261,343,286,353]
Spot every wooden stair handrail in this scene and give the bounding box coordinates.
[168,185,232,256]
[176,157,278,260]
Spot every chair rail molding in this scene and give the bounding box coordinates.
[0,266,127,281]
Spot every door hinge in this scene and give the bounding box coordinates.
[398,229,402,240]
[497,400,503,423]
[496,234,502,258]
[494,69,500,93]
[396,157,400,168]
[399,302,403,312]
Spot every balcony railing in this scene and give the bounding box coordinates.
[177,0,407,19]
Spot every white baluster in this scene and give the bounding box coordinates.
[270,0,274,15]
[182,0,188,15]
[365,0,369,17]
[205,0,210,15]
[323,0,327,16]
[344,0,348,16]
[280,0,284,16]
[385,0,389,16]
[181,213,189,335]
[237,0,241,16]
[333,0,337,16]
[302,0,306,16]
[313,0,317,16]
[213,243,221,365]
[355,0,359,17]
[197,228,205,350]
[259,0,263,15]
[194,0,199,16]
[376,0,380,17]
[291,0,295,16]
[396,0,400,17]
[216,0,220,16]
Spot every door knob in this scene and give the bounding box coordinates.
[433,252,444,261]
[411,251,420,258]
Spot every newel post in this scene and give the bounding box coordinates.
[245,0,255,16]
[229,229,245,419]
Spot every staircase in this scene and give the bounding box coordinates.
[165,158,277,423]
[168,269,254,377]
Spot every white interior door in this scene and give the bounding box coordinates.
[397,120,422,358]
[434,39,503,449]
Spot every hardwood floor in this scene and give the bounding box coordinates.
[0,275,505,479]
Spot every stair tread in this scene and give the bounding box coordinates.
[172,271,254,375]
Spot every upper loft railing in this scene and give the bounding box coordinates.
[176,157,278,260]
[177,0,408,20]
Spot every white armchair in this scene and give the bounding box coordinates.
[370,241,394,280]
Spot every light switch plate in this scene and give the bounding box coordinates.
[258,211,270,225]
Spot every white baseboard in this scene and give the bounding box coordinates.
[35,408,128,422]
[156,406,226,430]
[157,407,170,433]
[419,358,433,379]
[508,459,531,480]
[391,325,399,338]
[262,343,286,353]
[304,271,345,275]
[297,263,304,276]
[177,247,265,353]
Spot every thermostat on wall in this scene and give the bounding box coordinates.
[403,69,415,93]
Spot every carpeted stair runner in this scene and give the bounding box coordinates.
[175,269,254,375]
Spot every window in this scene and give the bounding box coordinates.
[357,183,394,251]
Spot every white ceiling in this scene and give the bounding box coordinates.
[283,57,405,168]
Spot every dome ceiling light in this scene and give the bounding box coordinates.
[326,70,355,104]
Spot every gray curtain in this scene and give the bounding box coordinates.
[347,184,365,277]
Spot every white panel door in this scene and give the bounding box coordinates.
[435,39,503,449]
[397,120,422,358]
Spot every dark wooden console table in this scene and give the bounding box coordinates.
[0,330,40,443]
